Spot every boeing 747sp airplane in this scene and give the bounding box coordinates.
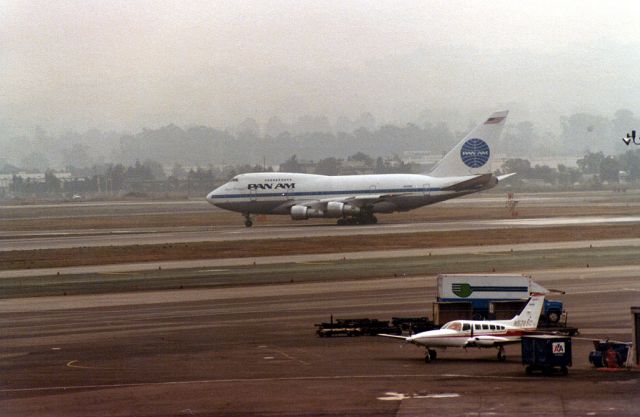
[207,111,513,227]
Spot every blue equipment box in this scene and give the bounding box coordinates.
[521,335,572,375]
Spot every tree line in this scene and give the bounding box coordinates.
[4,108,637,172]
[4,149,639,199]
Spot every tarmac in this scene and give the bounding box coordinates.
[1,193,639,416]
[1,268,639,416]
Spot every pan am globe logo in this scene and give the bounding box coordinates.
[460,138,490,168]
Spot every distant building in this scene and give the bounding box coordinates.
[0,172,73,191]
[402,151,443,166]
[492,155,579,171]
[402,152,579,173]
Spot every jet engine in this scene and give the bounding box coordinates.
[326,202,361,218]
[290,205,324,220]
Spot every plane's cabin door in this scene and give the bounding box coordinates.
[249,188,257,201]
[423,183,430,197]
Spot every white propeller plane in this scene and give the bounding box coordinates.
[207,111,513,227]
[379,295,546,363]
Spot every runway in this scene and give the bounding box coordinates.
[4,215,640,251]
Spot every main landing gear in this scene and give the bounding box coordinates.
[336,215,378,226]
[424,349,437,363]
[497,346,506,362]
[243,214,253,228]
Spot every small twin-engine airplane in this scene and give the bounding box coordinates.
[379,295,545,363]
[207,111,512,227]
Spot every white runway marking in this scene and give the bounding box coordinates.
[378,392,460,401]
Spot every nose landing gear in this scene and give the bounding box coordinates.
[243,214,253,228]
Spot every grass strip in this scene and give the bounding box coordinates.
[2,224,639,270]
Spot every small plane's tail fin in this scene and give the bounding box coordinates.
[506,294,545,330]
[429,111,508,177]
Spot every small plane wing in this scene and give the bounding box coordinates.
[378,334,411,341]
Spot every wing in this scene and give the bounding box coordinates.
[378,334,411,341]
[333,193,413,207]
[278,193,413,211]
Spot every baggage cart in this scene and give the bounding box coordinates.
[521,335,572,376]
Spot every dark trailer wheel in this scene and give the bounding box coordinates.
[521,335,572,376]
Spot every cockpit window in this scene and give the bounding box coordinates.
[443,321,462,331]
[230,177,239,182]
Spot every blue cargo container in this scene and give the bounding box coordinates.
[521,335,572,376]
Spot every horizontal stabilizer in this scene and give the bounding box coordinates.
[441,173,496,192]
[497,172,516,182]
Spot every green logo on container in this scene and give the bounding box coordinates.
[452,283,473,298]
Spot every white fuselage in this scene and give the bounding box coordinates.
[206,111,509,224]
[408,319,528,349]
[207,172,486,215]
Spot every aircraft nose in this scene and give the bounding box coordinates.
[206,188,220,205]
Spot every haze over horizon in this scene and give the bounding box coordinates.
[2,1,640,137]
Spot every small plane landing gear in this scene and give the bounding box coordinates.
[424,349,437,363]
[243,214,253,228]
[497,346,506,362]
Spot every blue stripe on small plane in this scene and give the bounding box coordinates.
[213,187,441,199]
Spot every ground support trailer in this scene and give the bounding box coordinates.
[315,317,400,337]
[391,317,437,335]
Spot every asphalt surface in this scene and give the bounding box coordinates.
[1,267,639,417]
[4,215,640,251]
[1,193,639,416]
[2,237,640,279]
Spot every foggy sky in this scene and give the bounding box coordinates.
[2,0,640,135]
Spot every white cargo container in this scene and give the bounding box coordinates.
[436,274,562,323]
[437,274,548,302]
